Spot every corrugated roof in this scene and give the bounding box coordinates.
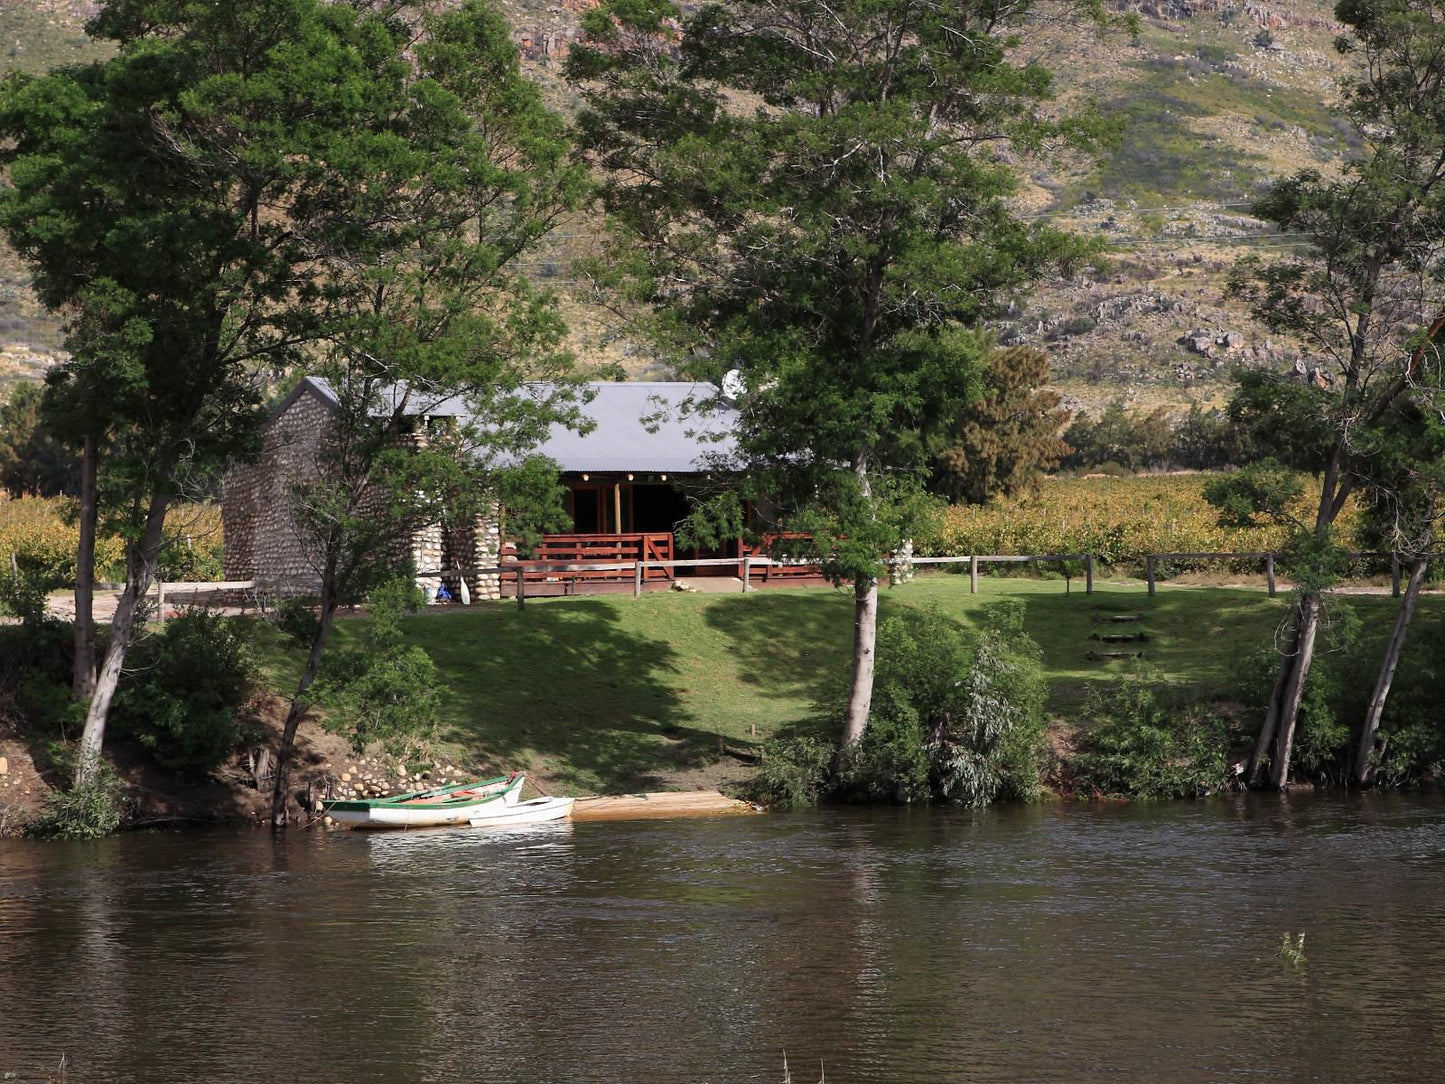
[282,376,738,474]
[531,381,737,474]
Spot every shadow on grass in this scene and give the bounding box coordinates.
[700,589,855,735]
[403,601,704,793]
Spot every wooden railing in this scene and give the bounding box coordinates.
[506,533,676,584]
[738,533,823,581]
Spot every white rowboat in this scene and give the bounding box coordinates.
[468,796,576,829]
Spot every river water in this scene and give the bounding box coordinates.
[3,794,1444,1083]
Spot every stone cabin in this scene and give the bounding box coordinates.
[222,378,739,599]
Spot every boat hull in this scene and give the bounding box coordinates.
[468,796,575,829]
[325,774,524,829]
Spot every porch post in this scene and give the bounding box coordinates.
[613,483,622,534]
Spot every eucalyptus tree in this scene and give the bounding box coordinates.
[567,0,1101,747]
[1218,0,1445,789]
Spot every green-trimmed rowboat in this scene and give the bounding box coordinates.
[323,773,525,829]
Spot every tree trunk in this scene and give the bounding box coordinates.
[840,449,879,747]
[74,491,169,786]
[1246,619,1295,787]
[1268,592,1322,790]
[1354,556,1428,785]
[270,569,338,827]
[72,433,98,701]
[841,573,879,746]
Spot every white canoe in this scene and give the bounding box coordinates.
[325,773,525,829]
[468,796,575,829]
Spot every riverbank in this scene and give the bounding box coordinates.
[6,574,1444,832]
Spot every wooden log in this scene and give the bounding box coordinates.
[571,790,759,822]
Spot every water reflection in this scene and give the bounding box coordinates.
[2,795,1445,1082]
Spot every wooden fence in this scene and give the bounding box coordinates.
[1145,550,1436,598]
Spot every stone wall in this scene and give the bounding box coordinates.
[222,389,335,591]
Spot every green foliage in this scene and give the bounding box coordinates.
[834,707,931,805]
[0,382,77,497]
[569,0,1103,599]
[109,611,257,772]
[1060,398,1175,473]
[814,601,1047,806]
[1073,665,1230,799]
[932,346,1069,505]
[1203,459,1304,528]
[314,577,443,759]
[28,756,125,840]
[754,734,834,810]
[275,596,322,649]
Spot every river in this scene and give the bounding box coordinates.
[2,794,1444,1083]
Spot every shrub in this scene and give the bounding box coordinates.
[314,577,442,760]
[754,734,834,809]
[819,601,1047,807]
[1073,665,1230,798]
[28,757,126,839]
[111,611,257,772]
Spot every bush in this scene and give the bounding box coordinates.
[111,611,257,772]
[928,599,1047,805]
[1073,665,1230,798]
[314,577,442,760]
[28,758,126,839]
[806,601,1048,807]
[754,734,834,809]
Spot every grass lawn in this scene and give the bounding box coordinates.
[260,573,1438,795]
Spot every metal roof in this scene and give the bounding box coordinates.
[533,382,737,474]
[284,376,738,474]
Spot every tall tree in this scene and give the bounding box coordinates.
[264,0,590,825]
[931,346,1068,505]
[1349,400,1445,783]
[1218,0,1445,789]
[0,0,430,783]
[0,382,78,497]
[568,0,1099,747]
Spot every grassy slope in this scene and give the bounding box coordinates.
[265,575,1435,795]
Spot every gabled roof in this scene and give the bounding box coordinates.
[276,376,738,474]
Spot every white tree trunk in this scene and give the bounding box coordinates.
[841,574,879,746]
[74,493,168,786]
[1354,556,1428,784]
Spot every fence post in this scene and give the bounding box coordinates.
[1265,553,1276,597]
[1085,554,1094,595]
[516,567,526,609]
[1392,553,1401,598]
[1146,555,1156,597]
[156,578,165,626]
[970,555,979,594]
[742,557,752,593]
[633,560,643,598]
